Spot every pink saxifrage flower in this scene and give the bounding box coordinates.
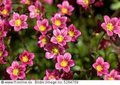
[43,69,61,80]
[6,61,26,80]
[101,15,118,36]
[20,0,31,5]
[19,50,35,66]
[57,1,74,16]
[0,43,8,64]
[9,13,28,32]
[114,19,120,37]
[44,43,65,59]
[104,69,120,80]
[28,1,44,19]
[55,53,75,73]
[51,29,71,46]
[0,4,12,17]
[77,0,95,9]
[34,19,51,34]
[51,13,67,29]
[67,24,81,42]
[92,57,110,77]
[38,35,49,48]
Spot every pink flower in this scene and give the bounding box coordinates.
[77,0,95,9]
[20,0,31,5]
[43,69,61,80]
[51,29,71,46]
[9,13,28,32]
[67,24,81,42]
[55,53,75,73]
[0,43,8,63]
[44,43,65,59]
[38,35,49,48]
[34,19,51,34]
[57,1,74,15]
[92,57,110,77]
[101,15,118,36]
[19,50,35,66]
[6,61,26,80]
[0,21,7,38]
[0,5,12,17]
[28,1,44,19]
[114,19,120,37]
[51,13,67,29]
[104,70,120,80]
[43,0,53,4]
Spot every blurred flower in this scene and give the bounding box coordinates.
[0,4,12,17]
[99,39,111,50]
[20,0,31,5]
[101,15,118,36]
[67,24,81,42]
[6,61,26,80]
[104,69,120,80]
[43,69,61,80]
[51,13,67,29]
[0,43,8,63]
[9,13,28,31]
[94,0,104,7]
[44,43,65,59]
[28,1,44,19]
[92,57,110,77]
[43,0,53,4]
[114,19,120,37]
[34,19,51,34]
[55,53,75,73]
[38,35,49,48]
[0,22,7,38]
[77,0,95,9]
[57,1,74,16]
[51,29,71,46]
[19,50,35,66]
[61,71,74,80]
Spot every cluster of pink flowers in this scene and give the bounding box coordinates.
[93,57,120,80]
[0,0,81,80]
[0,16,8,64]
[6,50,35,80]
[101,15,120,37]
[32,0,81,80]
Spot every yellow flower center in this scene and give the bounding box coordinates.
[56,35,64,42]
[1,9,8,15]
[61,8,68,14]
[0,51,3,57]
[15,19,22,26]
[96,65,103,72]
[106,23,114,31]
[35,8,40,13]
[22,55,29,62]
[41,37,48,44]
[48,75,55,80]
[60,60,68,67]
[39,25,46,32]
[52,47,59,55]
[68,31,75,37]
[12,68,19,76]
[108,77,114,80]
[84,0,89,5]
[55,20,61,26]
